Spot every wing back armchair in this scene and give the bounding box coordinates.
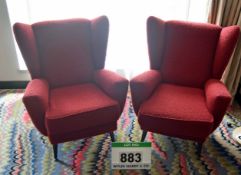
[130,16,239,152]
[14,16,128,160]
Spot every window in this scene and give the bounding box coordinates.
[7,0,210,78]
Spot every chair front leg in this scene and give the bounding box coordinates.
[110,132,115,142]
[197,142,203,156]
[141,131,147,142]
[53,144,58,161]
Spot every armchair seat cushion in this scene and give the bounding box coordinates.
[139,84,214,141]
[46,83,120,136]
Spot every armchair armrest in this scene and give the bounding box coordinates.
[130,70,161,114]
[205,79,231,130]
[23,79,49,135]
[94,70,129,111]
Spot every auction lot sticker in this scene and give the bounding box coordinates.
[111,142,151,169]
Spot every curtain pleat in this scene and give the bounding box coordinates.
[208,0,241,102]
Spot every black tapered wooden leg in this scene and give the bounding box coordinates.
[141,131,147,142]
[110,132,115,142]
[53,144,58,161]
[197,142,203,156]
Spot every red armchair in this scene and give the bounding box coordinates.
[13,16,128,160]
[130,16,239,152]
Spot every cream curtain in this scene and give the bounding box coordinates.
[208,0,241,102]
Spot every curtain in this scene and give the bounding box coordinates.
[208,0,241,101]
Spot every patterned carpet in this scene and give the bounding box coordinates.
[0,89,241,175]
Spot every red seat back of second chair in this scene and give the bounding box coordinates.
[147,16,239,88]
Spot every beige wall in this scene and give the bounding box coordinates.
[0,0,30,81]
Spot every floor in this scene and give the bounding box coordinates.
[229,100,241,120]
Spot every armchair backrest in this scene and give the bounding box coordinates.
[147,16,239,88]
[14,16,109,88]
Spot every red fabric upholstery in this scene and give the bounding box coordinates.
[147,17,165,70]
[139,84,213,142]
[91,16,109,69]
[161,20,221,88]
[212,26,240,79]
[130,70,161,114]
[14,16,128,145]
[23,79,49,135]
[205,79,231,130]
[46,84,120,143]
[94,70,128,110]
[32,19,94,88]
[50,122,117,144]
[130,16,239,143]
[13,23,41,79]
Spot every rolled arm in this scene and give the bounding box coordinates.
[94,70,129,111]
[23,79,49,135]
[205,79,231,130]
[130,70,161,114]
